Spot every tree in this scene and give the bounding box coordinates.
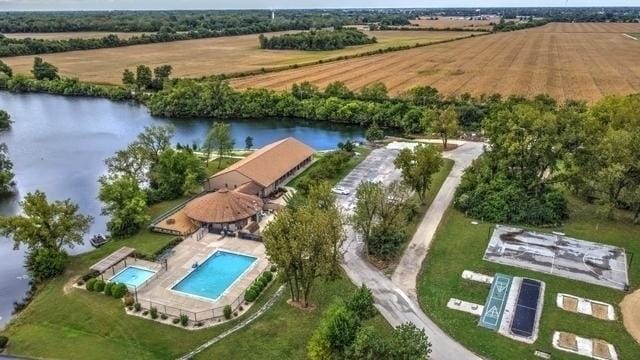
[358,82,388,102]
[364,122,384,142]
[0,110,11,130]
[405,86,441,106]
[135,65,153,90]
[352,181,383,255]
[388,323,432,359]
[98,176,149,238]
[136,124,175,165]
[324,81,354,99]
[0,191,93,252]
[151,64,172,90]
[292,81,320,100]
[149,148,205,202]
[105,142,152,183]
[31,57,59,80]
[207,122,235,168]
[349,326,390,360]
[244,136,254,151]
[25,247,68,282]
[263,182,345,307]
[431,106,459,149]
[122,69,135,86]
[0,60,12,78]
[0,143,15,195]
[394,145,443,203]
[345,284,376,321]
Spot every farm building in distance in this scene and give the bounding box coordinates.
[204,137,314,197]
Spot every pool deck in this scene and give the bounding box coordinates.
[135,234,268,316]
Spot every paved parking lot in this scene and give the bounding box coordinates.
[333,147,402,212]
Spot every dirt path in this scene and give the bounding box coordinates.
[620,289,640,343]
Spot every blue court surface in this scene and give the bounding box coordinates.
[479,273,512,331]
[511,279,542,337]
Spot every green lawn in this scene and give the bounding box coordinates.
[194,276,392,359]
[204,157,240,177]
[417,197,640,360]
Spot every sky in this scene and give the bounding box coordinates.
[0,0,639,11]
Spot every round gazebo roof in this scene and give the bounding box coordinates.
[184,189,264,224]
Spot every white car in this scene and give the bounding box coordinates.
[331,186,350,195]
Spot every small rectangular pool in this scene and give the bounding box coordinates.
[172,250,257,301]
[109,266,156,288]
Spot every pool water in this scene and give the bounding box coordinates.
[172,250,257,301]
[110,266,156,288]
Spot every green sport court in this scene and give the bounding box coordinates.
[479,273,512,331]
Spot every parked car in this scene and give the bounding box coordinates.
[331,186,350,195]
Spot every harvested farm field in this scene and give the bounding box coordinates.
[2,32,149,40]
[232,22,640,102]
[0,30,480,85]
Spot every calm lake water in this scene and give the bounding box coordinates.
[0,92,363,327]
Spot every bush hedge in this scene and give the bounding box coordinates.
[243,271,274,303]
[93,279,105,292]
[0,335,8,349]
[223,305,232,320]
[180,314,189,327]
[134,303,141,312]
[111,283,128,298]
[85,278,97,291]
[103,282,113,296]
[150,307,158,319]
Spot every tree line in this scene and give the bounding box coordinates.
[259,29,376,51]
[455,94,640,225]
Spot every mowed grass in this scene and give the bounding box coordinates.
[3,32,149,40]
[233,22,640,101]
[194,275,392,360]
[417,196,640,360]
[287,146,372,189]
[1,30,481,85]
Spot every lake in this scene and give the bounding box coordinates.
[0,92,363,327]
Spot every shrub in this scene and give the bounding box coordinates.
[161,313,168,320]
[180,314,189,327]
[142,310,149,316]
[270,264,277,272]
[76,279,84,286]
[25,247,68,282]
[172,318,180,324]
[195,321,203,327]
[0,335,8,349]
[111,283,128,298]
[124,294,135,307]
[223,305,232,320]
[134,302,141,312]
[85,278,97,291]
[244,289,257,302]
[346,284,376,321]
[150,306,158,319]
[93,279,105,292]
[103,282,113,296]
[127,306,133,311]
[262,271,273,282]
[81,271,99,282]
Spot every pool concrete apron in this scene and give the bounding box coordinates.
[339,141,485,360]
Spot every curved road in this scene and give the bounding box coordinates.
[337,141,484,360]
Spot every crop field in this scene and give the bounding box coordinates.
[232,23,640,102]
[406,16,501,30]
[2,32,149,40]
[0,30,480,85]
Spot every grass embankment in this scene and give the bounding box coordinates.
[194,276,391,359]
[417,196,640,360]
[287,146,372,189]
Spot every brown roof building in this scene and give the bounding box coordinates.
[204,137,314,197]
[184,188,264,231]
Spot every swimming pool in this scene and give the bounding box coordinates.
[172,250,257,301]
[109,266,156,288]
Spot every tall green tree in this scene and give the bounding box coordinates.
[135,65,153,90]
[206,122,235,168]
[244,135,254,151]
[263,182,345,307]
[394,145,443,203]
[352,181,383,255]
[122,69,135,86]
[0,191,93,252]
[136,124,175,165]
[0,110,12,130]
[431,106,459,149]
[0,143,15,195]
[0,60,12,77]
[98,176,149,238]
[149,148,205,202]
[31,57,59,80]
